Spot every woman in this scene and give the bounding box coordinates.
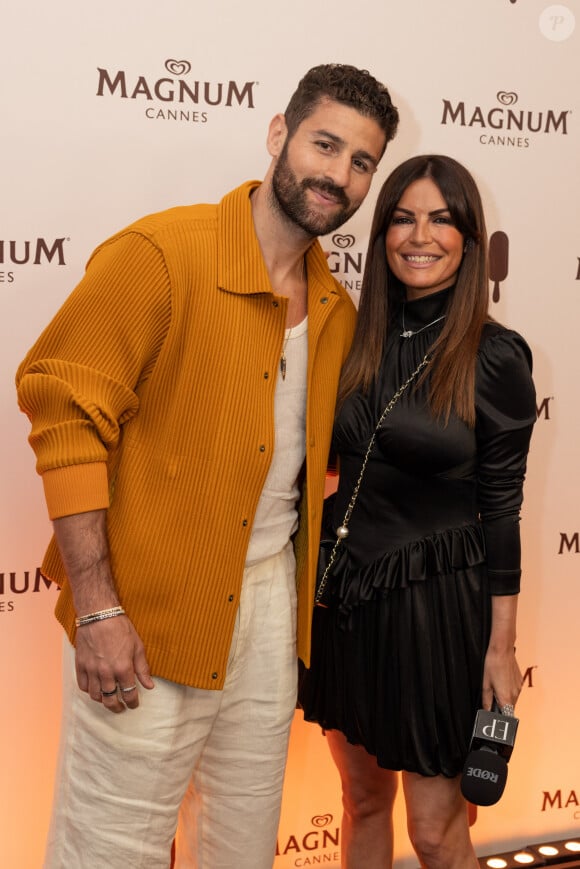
[300,155,536,868]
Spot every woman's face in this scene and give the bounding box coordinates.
[385,177,464,300]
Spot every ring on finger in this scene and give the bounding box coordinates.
[501,703,515,716]
[101,687,118,697]
[120,684,137,694]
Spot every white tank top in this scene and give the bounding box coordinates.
[245,316,308,565]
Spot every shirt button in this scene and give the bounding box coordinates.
[272,300,279,308]
[242,519,248,527]
[320,297,329,304]
[259,444,265,452]
[211,672,218,680]
[228,594,234,602]
[264,372,269,379]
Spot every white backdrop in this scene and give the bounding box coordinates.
[1,1,579,866]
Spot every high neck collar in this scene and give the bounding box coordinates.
[398,286,453,331]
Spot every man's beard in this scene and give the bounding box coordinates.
[271,145,359,237]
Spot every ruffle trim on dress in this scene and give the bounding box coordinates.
[328,523,486,628]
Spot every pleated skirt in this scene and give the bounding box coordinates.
[300,541,491,778]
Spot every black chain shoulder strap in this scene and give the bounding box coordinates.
[315,353,430,605]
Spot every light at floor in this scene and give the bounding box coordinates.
[478,838,580,867]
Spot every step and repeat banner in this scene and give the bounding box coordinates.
[1,1,578,866]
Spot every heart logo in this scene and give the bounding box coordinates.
[165,59,192,76]
[496,91,518,106]
[311,814,333,828]
[332,233,355,249]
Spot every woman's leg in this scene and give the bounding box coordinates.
[326,729,398,869]
[402,771,478,869]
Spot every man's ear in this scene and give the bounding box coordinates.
[266,113,288,158]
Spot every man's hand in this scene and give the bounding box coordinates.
[52,509,154,712]
[75,613,154,713]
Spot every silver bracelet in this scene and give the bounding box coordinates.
[75,606,125,628]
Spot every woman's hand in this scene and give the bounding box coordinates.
[481,645,522,712]
[482,594,522,712]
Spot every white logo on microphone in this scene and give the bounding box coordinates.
[467,767,500,783]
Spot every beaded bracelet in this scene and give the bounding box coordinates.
[75,606,125,628]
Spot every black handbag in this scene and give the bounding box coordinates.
[314,354,430,607]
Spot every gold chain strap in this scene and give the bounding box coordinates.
[315,354,430,605]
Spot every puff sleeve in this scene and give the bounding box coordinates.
[475,327,536,595]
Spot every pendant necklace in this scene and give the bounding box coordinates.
[280,328,292,381]
[400,308,446,338]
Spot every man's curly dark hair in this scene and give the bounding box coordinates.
[284,63,399,156]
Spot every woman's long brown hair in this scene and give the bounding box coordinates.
[337,155,490,427]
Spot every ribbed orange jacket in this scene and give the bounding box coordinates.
[16,181,356,686]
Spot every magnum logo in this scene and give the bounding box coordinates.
[542,789,580,821]
[276,813,340,857]
[441,91,570,148]
[0,568,55,613]
[536,398,553,421]
[96,59,257,123]
[559,533,579,555]
[0,569,54,595]
[1,237,68,284]
[327,232,363,294]
[0,238,67,266]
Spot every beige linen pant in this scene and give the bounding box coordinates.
[44,544,297,869]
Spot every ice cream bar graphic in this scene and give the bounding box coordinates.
[489,231,509,303]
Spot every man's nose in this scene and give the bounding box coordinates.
[324,154,352,190]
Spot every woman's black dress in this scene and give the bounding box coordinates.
[299,287,536,777]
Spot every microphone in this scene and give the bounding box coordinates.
[460,702,519,806]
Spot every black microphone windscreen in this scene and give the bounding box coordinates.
[460,749,508,806]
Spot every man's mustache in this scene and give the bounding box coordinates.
[303,178,349,208]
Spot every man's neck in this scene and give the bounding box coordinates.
[250,179,313,282]
[251,180,311,326]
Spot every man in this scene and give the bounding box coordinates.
[17,64,398,868]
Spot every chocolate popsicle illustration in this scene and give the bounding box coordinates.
[489,230,509,303]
